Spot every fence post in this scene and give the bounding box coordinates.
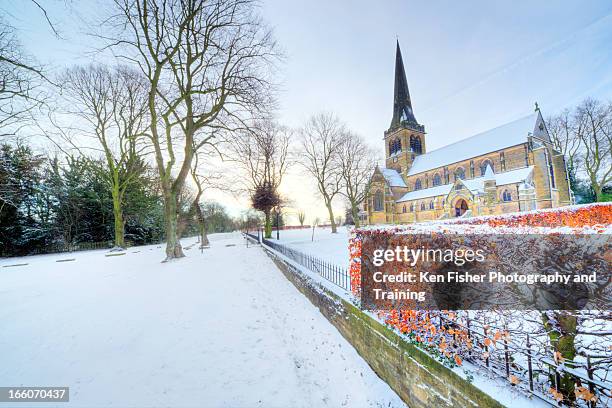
[586,356,596,408]
[466,317,472,358]
[554,370,562,405]
[526,334,534,392]
[504,324,510,378]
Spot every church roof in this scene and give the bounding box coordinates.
[397,166,534,202]
[407,113,540,176]
[492,165,534,186]
[397,183,453,202]
[381,167,407,187]
[483,164,495,180]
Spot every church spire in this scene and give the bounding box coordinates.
[390,40,420,131]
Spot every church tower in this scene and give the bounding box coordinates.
[384,41,426,174]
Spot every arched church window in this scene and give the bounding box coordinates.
[480,160,494,176]
[374,190,384,211]
[470,161,475,178]
[420,202,426,211]
[388,140,394,155]
[410,135,422,154]
[454,167,465,180]
[409,203,414,212]
[502,190,512,202]
[414,179,422,190]
[395,138,402,153]
[433,174,441,186]
[402,205,406,213]
[429,201,434,210]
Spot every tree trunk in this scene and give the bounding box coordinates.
[542,311,577,401]
[264,210,272,238]
[351,203,360,228]
[593,183,604,202]
[111,184,125,249]
[163,191,185,261]
[194,203,209,247]
[325,200,337,233]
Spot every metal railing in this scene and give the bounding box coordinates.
[244,231,259,243]
[248,231,611,406]
[260,237,351,292]
[420,310,612,407]
[5,240,138,257]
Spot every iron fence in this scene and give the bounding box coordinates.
[244,231,259,243]
[260,237,350,292]
[427,310,612,407]
[6,240,138,257]
[250,231,611,406]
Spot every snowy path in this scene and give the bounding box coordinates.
[0,233,405,407]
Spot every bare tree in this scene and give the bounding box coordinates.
[299,112,344,233]
[0,17,45,138]
[189,148,224,247]
[297,210,305,227]
[547,109,582,187]
[337,131,376,227]
[103,0,279,260]
[190,154,209,247]
[232,120,290,238]
[0,0,66,138]
[574,99,612,201]
[60,64,149,249]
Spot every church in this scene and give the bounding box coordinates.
[363,42,573,225]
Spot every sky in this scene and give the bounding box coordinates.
[4,0,612,224]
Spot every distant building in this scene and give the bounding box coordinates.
[363,41,573,225]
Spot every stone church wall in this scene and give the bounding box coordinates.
[530,146,554,209]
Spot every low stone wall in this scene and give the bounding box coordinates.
[264,249,505,408]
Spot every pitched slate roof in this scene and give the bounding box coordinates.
[407,113,539,176]
[397,166,534,202]
[381,167,407,187]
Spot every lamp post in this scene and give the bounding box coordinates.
[276,209,280,240]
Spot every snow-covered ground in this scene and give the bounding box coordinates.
[0,233,405,408]
[275,226,350,266]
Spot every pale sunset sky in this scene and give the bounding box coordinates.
[4,0,612,224]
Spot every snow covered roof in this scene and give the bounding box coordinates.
[494,166,534,186]
[397,184,453,202]
[397,166,534,202]
[380,168,407,187]
[483,164,495,180]
[460,178,486,194]
[407,113,538,176]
